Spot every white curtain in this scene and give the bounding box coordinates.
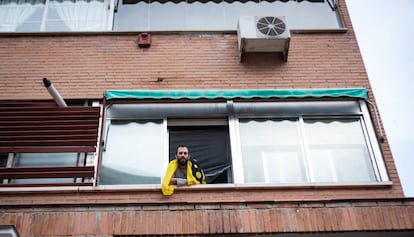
[0,0,43,32]
[51,0,106,31]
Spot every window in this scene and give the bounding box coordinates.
[114,0,342,31]
[99,98,389,186]
[238,117,377,184]
[1,0,342,32]
[3,152,81,184]
[0,0,112,32]
[168,125,232,184]
[239,118,307,183]
[304,118,376,183]
[99,108,232,185]
[0,153,8,183]
[100,120,164,185]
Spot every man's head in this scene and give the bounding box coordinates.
[175,145,190,167]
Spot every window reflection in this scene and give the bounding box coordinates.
[46,0,106,31]
[0,0,44,32]
[0,0,107,32]
[11,152,78,184]
[115,0,341,31]
[304,118,377,182]
[238,117,378,184]
[100,120,164,185]
[239,118,307,184]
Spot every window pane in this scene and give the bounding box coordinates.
[15,152,77,166]
[12,152,77,184]
[45,0,106,31]
[256,1,340,29]
[113,1,149,31]
[239,119,307,184]
[0,0,44,32]
[149,2,186,30]
[169,126,232,184]
[0,153,8,167]
[186,2,224,30]
[100,120,164,185]
[222,2,260,29]
[304,119,377,183]
[114,1,341,31]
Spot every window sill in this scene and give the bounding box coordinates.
[291,28,348,34]
[0,28,348,37]
[0,181,393,193]
[168,181,394,191]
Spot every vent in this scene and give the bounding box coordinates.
[256,16,286,37]
[237,16,291,62]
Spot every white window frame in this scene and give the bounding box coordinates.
[113,0,344,31]
[100,99,390,187]
[229,100,389,184]
[100,119,165,185]
[0,0,114,32]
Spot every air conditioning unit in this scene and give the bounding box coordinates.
[237,16,291,62]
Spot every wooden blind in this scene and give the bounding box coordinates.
[0,100,100,153]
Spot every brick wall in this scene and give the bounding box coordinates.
[0,32,372,100]
[0,186,406,206]
[0,0,403,198]
[0,199,413,236]
[0,1,369,101]
[0,0,410,235]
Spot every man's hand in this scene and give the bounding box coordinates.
[170,178,177,185]
[169,178,187,186]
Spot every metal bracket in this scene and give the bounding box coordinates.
[327,0,338,11]
[114,0,119,12]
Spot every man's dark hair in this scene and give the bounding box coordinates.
[176,145,190,154]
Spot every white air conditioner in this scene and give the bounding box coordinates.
[237,16,291,62]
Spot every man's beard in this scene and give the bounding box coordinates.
[178,158,187,166]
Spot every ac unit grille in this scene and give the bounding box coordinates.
[237,15,290,62]
[256,16,286,36]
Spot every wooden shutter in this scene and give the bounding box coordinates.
[0,166,95,187]
[0,100,100,153]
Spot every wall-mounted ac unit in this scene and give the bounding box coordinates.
[237,16,291,62]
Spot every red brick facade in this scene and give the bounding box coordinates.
[0,5,373,100]
[1,196,414,236]
[0,0,412,236]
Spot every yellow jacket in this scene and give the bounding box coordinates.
[162,159,206,196]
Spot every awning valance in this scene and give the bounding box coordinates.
[105,88,368,101]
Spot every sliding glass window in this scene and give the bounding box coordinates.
[0,0,111,32]
[114,0,342,31]
[99,100,388,186]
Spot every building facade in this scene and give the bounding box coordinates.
[0,0,413,236]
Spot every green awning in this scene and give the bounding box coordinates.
[105,88,368,100]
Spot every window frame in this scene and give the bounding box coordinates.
[99,99,390,187]
[100,118,166,185]
[1,0,345,33]
[167,120,232,184]
[229,99,388,184]
[113,0,345,32]
[0,0,114,32]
